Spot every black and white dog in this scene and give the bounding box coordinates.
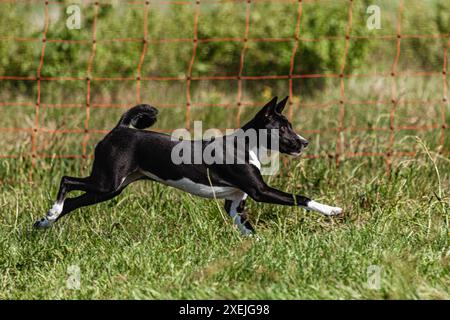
[34,96,342,235]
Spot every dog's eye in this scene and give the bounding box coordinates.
[280,126,286,133]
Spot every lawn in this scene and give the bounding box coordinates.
[0,136,448,299]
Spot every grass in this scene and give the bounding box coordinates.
[0,142,449,299]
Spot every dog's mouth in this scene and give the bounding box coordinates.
[288,145,308,157]
[288,150,302,157]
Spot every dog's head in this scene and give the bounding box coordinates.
[251,96,309,156]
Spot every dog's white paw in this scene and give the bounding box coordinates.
[33,217,53,229]
[327,206,343,216]
[34,203,63,229]
[48,202,63,219]
[319,205,343,216]
[307,201,343,216]
[33,202,63,229]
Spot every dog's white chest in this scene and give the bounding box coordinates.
[141,171,240,199]
[249,148,261,170]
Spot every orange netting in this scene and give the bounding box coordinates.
[0,0,448,177]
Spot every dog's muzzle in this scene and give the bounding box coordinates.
[289,137,309,157]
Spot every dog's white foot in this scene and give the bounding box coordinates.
[33,202,63,229]
[47,202,63,219]
[326,206,343,216]
[307,200,343,216]
[33,217,53,229]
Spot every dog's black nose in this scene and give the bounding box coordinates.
[302,140,309,147]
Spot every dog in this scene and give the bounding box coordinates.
[34,96,342,235]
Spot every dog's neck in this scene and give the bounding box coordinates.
[239,118,265,161]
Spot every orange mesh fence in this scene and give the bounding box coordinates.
[0,0,448,176]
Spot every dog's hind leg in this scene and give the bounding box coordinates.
[62,189,123,221]
[34,176,110,228]
[34,171,142,229]
[224,193,255,235]
[33,190,123,229]
[55,172,146,221]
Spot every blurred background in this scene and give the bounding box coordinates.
[0,0,449,169]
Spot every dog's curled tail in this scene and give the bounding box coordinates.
[117,104,159,129]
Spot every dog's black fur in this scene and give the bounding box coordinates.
[34,96,342,234]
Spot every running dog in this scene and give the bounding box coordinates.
[34,96,342,235]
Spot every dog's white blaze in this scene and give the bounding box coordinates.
[297,134,307,141]
[141,170,240,199]
[307,200,342,216]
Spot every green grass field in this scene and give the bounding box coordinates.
[0,148,449,299]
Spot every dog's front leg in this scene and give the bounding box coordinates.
[224,193,255,235]
[248,185,342,216]
[231,167,342,216]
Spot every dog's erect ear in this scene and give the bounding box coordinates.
[275,96,288,114]
[257,96,278,118]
